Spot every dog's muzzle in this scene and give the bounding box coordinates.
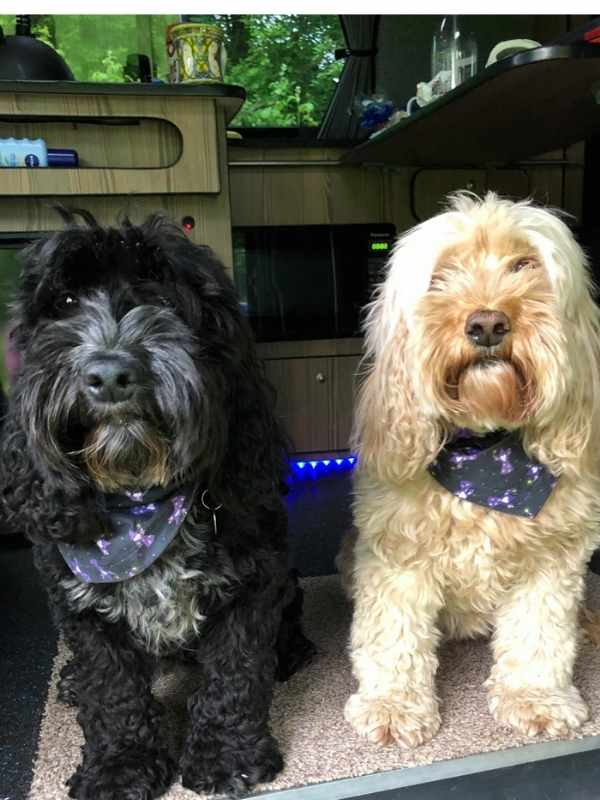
[83,355,140,405]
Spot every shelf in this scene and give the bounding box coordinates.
[343,44,600,167]
[0,89,223,196]
[0,80,245,124]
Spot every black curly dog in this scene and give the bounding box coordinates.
[0,211,314,799]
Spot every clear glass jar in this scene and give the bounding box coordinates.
[431,16,477,97]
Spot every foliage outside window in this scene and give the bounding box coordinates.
[0,14,343,128]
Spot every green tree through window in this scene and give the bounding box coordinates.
[215,15,343,127]
[0,14,343,128]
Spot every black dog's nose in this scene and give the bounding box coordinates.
[465,309,511,348]
[84,357,138,404]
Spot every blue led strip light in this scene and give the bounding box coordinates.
[289,456,357,481]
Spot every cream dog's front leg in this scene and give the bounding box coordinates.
[487,566,588,736]
[344,545,444,748]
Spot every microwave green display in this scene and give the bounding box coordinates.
[370,241,390,252]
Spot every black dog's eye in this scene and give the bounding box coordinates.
[511,258,537,273]
[55,293,79,312]
[157,296,174,309]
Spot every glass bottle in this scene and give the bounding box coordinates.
[431,16,478,97]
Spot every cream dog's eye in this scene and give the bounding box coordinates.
[429,270,451,290]
[511,258,537,273]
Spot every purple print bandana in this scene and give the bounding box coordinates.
[428,430,558,519]
[58,483,197,584]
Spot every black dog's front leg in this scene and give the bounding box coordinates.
[62,613,175,800]
[180,593,283,797]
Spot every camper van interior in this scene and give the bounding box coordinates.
[3,13,600,800]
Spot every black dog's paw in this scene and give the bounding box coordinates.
[67,748,175,800]
[181,735,283,797]
[57,681,79,706]
[275,629,316,682]
[57,661,79,706]
[275,573,317,681]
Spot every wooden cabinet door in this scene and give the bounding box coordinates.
[331,355,361,451]
[264,357,332,453]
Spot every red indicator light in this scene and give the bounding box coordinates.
[181,216,195,233]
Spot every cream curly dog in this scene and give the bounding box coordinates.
[341,193,600,748]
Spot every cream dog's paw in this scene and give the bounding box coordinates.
[489,684,589,737]
[344,692,440,748]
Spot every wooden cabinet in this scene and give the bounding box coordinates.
[264,357,330,453]
[0,81,245,269]
[263,351,361,455]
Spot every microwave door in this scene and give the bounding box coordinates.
[269,245,287,340]
[330,230,341,338]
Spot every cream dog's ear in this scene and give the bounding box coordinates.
[352,226,446,484]
[353,320,443,484]
[520,207,600,476]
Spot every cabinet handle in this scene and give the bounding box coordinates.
[315,372,327,383]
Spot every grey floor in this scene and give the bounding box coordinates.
[3,472,600,800]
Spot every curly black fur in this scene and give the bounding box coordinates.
[0,211,314,799]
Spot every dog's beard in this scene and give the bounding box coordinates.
[455,359,526,428]
[81,419,170,492]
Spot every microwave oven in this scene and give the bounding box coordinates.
[232,223,396,342]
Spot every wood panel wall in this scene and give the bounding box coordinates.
[229,142,585,234]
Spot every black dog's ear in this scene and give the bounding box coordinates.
[217,319,289,511]
[0,402,105,544]
[0,406,38,529]
[183,251,289,509]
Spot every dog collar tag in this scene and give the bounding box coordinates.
[57,483,197,583]
[428,430,558,518]
[201,489,222,537]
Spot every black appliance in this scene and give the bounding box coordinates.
[0,16,74,81]
[233,223,395,342]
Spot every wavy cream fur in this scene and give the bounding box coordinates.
[344,193,600,747]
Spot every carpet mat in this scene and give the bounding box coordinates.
[28,574,600,799]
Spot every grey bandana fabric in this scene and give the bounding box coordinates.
[58,483,197,584]
[427,430,558,518]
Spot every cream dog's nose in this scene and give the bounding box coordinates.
[465,309,511,348]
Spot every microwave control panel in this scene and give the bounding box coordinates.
[366,230,394,296]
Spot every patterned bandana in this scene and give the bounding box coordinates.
[427,429,558,518]
[58,483,197,584]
